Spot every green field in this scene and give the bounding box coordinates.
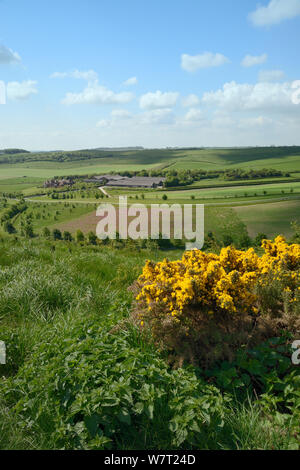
[1,145,299,243]
[235,200,300,238]
[1,146,300,182]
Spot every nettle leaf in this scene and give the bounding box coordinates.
[118,410,131,425]
[147,403,154,420]
[84,413,101,438]
[134,402,144,414]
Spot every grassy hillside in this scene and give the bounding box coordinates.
[0,237,299,450]
[0,147,300,183]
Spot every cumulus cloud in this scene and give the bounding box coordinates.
[140,108,174,124]
[241,54,268,67]
[0,44,21,64]
[184,108,204,122]
[238,116,273,128]
[51,69,98,82]
[202,80,298,114]
[62,81,134,105]
[111,109,132,119]
[182,94,200,107]
[139,90,179,109]
[96,108,174,129]
[181,52,230,72]
[7,80,38,100]
[258,69,285,82]
[96,119,111,128]
[249,0,300,26]
[123,77,138,86]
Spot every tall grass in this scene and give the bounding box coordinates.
[0,236,298,450]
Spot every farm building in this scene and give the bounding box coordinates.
[106,177,166,188]
[83,175,124,184]
[44,178,74,188]
[84,175,166,188]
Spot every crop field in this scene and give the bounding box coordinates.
[234,200,300,238]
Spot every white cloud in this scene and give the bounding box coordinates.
[139,90,179,109]
[238,116,273,128]
[123,77,138,86]
[51,69,98,82]
[181,52,230,72]
[202,80,298,114]
[241,54,268,67]
[62,81,134,105]
[96,108,174,129]
[96,119,111,128]
[259,69,285,82]
[182,94,200,107]
[184,108,204,122]
[249,0,300,26]
[0,44,21,64]
[140,108,174,124]
[111,109,132,119]
[7,80,38,100]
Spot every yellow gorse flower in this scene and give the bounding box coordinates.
[136,236,300,318]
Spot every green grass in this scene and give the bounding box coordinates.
[234,200,300,238]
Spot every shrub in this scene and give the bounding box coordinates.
[132,237,300,366]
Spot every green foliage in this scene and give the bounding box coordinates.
[53,228,62,240]
[76,229,85,243]
[1,322,228,450]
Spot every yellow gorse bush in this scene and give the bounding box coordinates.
[136,236,300,319]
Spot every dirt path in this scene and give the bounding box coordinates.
[99,187,111,198]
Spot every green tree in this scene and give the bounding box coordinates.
[63,231,73,242]
[25,224,34,238]
[76,230,85,243]
[43,227,51,238]
[3,221,16,234]
[53,228,62,240]
[88,231,97,245]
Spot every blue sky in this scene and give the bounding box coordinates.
[0,0,300,150]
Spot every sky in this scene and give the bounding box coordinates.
[0,0,300,150]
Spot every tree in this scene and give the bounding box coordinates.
[255,233,267,247]
[3,221,16,234]
[63,231,73,242]
[25,224,34,238]
[76,230,85,243]
[43,227,51,238]
[88,231,97,245]
[53,228,62,240]
[162,194,168,201]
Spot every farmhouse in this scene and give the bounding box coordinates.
[83,175,124,184]
[43,178,74,188]
[84,175,166,188]
[106,176,166,188]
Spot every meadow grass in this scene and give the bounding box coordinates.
[0,236,299,450]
